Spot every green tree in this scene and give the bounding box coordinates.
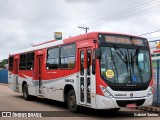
[0,59,8,68]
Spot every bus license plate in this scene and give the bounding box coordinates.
[126,104,137,108]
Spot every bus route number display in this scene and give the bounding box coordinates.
[105,36,143,46]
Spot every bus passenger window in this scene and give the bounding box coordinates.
[20,54,27,70]
[87,50,91,75]
[47,47,59,69]
[26,52,35,70]
[60,44,76,69]
[80,51,84,75]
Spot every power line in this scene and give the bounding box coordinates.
[63,0,160,36]
[88,1,160,28]
[147,36,160,39]
[62,0,160,39]
[82,0,156,26]
[139,29,160,36]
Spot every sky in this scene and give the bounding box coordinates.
[0,0,160,60]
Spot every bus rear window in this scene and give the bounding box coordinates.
[9,56,14,70]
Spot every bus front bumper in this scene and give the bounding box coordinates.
[95,94,153,109]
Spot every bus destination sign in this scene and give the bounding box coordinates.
[99,34,147,46]
[105,36,143,45]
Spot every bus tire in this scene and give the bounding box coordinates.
[22,84,30,100]
[67,89,78,112]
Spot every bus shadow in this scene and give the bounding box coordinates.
[15,95,68,109]
[14,95,135,118]
[76,107,135,118]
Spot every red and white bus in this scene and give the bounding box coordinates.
[8,32,153,112]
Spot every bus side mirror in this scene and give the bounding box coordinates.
[92,48,101,74]
[95,48,101,59]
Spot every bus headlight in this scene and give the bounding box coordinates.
[99,85,113,98]
[147,87,153,97]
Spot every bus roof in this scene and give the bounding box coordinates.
[9,32,146,56]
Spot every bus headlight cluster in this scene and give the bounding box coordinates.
[99,85,113,98]
[147,87,154,97]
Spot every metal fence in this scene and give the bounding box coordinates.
[152,60,160,106]
[0,70,8,83]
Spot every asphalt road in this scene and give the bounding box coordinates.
[0,84,159,120]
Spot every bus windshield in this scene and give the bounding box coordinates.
[100,46,151,84]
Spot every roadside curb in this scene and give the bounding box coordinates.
[136,106,160,113]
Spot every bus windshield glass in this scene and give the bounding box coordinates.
[100,46,151,84]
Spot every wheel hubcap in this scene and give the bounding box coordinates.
[69,95,76,107]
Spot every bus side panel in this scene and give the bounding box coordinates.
[28,85,37,96]
[18,70,37,96]
[41,73,78,102]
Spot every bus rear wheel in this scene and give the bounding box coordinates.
[22,84,30,100]
[67,89,78,112]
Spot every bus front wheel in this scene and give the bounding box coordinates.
[67,89,78,112]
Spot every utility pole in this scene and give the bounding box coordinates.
[78,26,89,33]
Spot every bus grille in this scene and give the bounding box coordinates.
[109,85,148,91]
[116,99,145,107]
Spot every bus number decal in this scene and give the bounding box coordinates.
[65,79,74,83]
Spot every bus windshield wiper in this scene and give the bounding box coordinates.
[132,49,139,63]
[131,49,143,83]
[110,48,119,82]
[114,47,128,63]
[113,46,129,73]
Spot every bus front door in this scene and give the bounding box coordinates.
[79,48,91,106]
